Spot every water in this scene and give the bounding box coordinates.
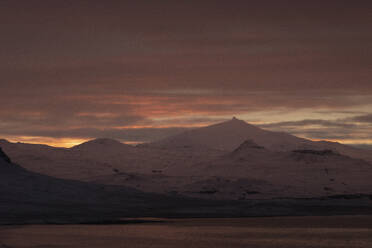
[1,216,372,248]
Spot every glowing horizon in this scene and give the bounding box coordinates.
[2,117,372,149]
[1,1,371,148]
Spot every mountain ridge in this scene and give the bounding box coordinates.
[1,118,372,201]
[147,117,372,163]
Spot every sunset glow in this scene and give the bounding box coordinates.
[1,1,371,148]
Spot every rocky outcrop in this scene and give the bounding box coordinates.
[233,140,265,152]
[0,147,11,163]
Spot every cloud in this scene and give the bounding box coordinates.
[259,119,357,129]
[1,91,372,145]
[0,126,188,144]
[350,114,372,123]
[258,116,372,145]
[1,1,372,146]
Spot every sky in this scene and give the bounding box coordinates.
[1,0,372,147]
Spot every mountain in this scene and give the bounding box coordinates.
[0,138,222,179]
[149,117,372,163]
[1,147,236,224]
[86,143,372,200]
[2,118,370,179]
[183,141,372,198]
[0,146,165,223]
[3,147,372,223]
[1,118,371,201]
[0,138,147,180]
[71,138,133,152]
[148,117,308,151]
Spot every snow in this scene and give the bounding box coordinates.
[1,117,372,200]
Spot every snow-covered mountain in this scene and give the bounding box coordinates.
[1,117,371,201]
[0,138,221,179]
[71,138,134,152]
[1,147,219,224]
[148,117,372,162]
[148,117,306,151]
[180,141,372,198]
[0,147,162,223]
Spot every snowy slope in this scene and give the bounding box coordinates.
[0,147,150,207]
[0,147,197,223]
[1,117,372,201]
[148,117,372,162]
[0,138,222,179]
[183,141,372,198]
[148,117,307,151]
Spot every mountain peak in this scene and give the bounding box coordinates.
[149,117,268,151]
[71,138,128,150]
[149,116,308,152]
[216,117,257,129]
[231,116,243,122]
[88,138,123,145]
[219,117,248,125]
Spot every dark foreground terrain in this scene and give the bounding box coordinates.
[1,147,372,225]
[1,216,372,248]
